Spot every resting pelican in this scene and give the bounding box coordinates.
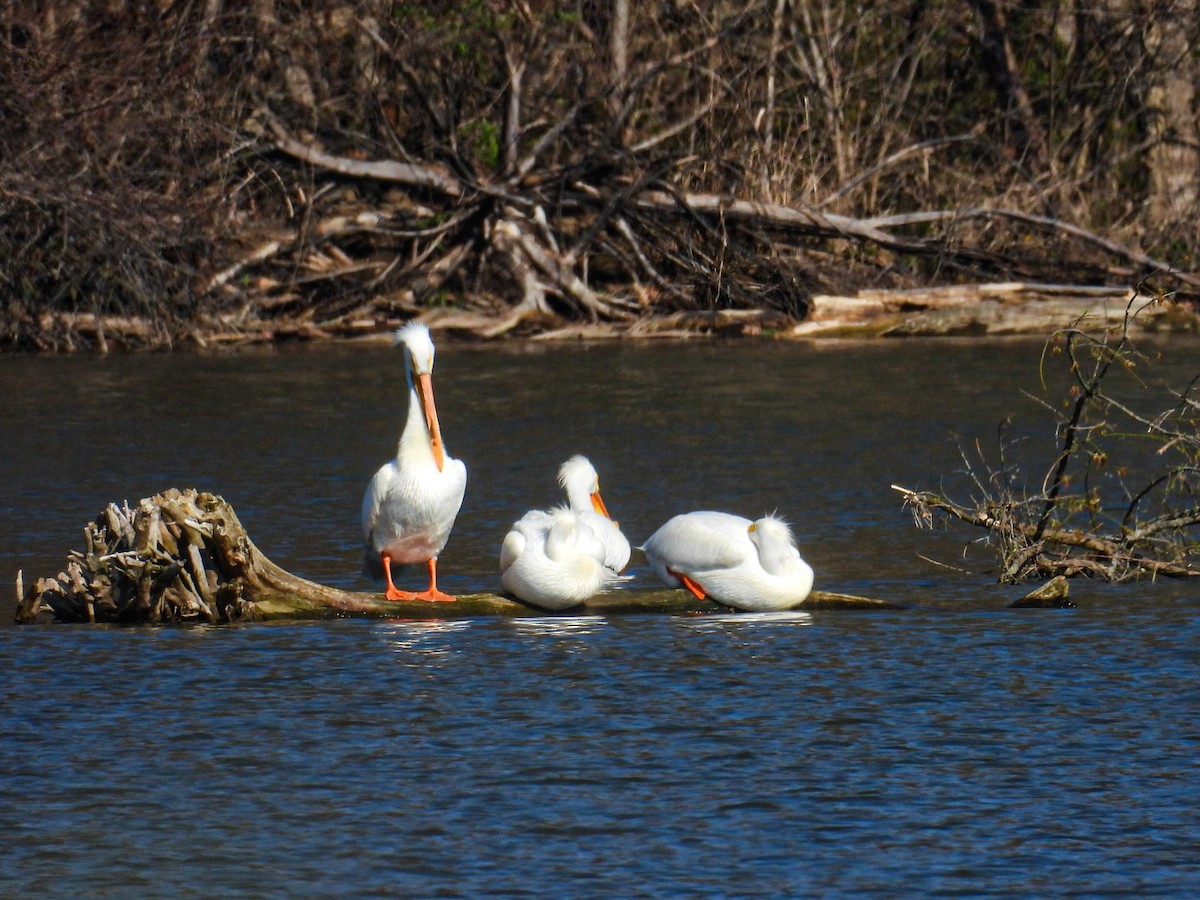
[500,508,623,610]
[640,511,814,611]
[361,322,467,602]
[556,454,631,572]
[499,455,630,609]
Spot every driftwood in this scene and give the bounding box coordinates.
[171,121,1200,351]
[25,281,1198,353]
[795,283,1195,337]
[1008,576,1074,609]
[15,489,900,625]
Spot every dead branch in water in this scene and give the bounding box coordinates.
[893,294,1200,583]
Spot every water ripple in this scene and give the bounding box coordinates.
[5,342,1200,896]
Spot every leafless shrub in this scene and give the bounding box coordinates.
[1,1,1198,349]
[896,291,1200,582]
[0,2,241,348]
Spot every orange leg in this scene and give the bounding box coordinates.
[420,557,456,603]
[670,568,707,601]
[381,554,456,603]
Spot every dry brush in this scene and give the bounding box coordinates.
[2,1,1198,350]
[895,295,1200,583]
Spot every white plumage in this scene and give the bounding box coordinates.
[640,511,814,611]
[555,454,631,573]
[362,322,467,602]
[499,455,630,610]
[500,508,623,610]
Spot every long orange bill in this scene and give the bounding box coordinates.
[415,371,445,472]
[590,490,611,519]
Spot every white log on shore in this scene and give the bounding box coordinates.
[794,283,1183,337]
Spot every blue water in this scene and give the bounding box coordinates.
[3,606,1198,896]
[3,338,1199,895]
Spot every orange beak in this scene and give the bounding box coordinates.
[590,490,611,519]
[415,371,445,472]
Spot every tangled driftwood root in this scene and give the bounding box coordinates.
[16,488,534,624]
[18,489,281,624]
[16,488,901,625]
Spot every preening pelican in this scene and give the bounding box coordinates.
[500,508,623,610]
[499,455,630,609]
[362,322,467,602]
[556,454,631,572]
[640,511,814,611]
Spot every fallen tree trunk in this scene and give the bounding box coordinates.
[15,488,900,625]
[794,282,1189,337]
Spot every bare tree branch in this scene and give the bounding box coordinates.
[268,120,464,197]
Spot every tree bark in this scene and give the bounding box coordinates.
[1144,0,1200,228]
[609,0,630,125]
[966,0,1050,173]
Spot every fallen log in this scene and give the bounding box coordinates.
[792,282,1196,337]
[15,488,900,625]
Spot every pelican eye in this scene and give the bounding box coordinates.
[748,523,757,533]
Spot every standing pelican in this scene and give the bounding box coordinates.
[640,511,814,611]
[362,322,467,602]
[498,455,630,609]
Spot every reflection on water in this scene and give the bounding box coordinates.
[676,609,815,630]
[507,615,610,637]
[3,340,1200,895]
[3,607,1199,896]
[376,618,475,660]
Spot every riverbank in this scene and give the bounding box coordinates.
[8,281,1197,352]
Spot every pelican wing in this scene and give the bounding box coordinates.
[579,511,631,572]
[360,462,390,546]
[499,528,527,573]
[644,512,750,574]
[499,509,552,571]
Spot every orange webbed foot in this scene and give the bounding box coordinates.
[670,569,707,601]
[381,556,456,602]
[383,586,457,603]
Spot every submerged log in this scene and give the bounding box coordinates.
[1008,576,1075,609]
[16,489,900,625]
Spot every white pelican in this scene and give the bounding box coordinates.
[498,455,631,609]
[500,508,623,610]
[556,454,631,572]
[361,322,467,602]
[640,511,814,611]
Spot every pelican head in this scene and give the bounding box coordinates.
[394,322,445,471]
[749,515,804,575]
[394,321,437,377]
[558,454,610,518]
[749,514,792,543]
